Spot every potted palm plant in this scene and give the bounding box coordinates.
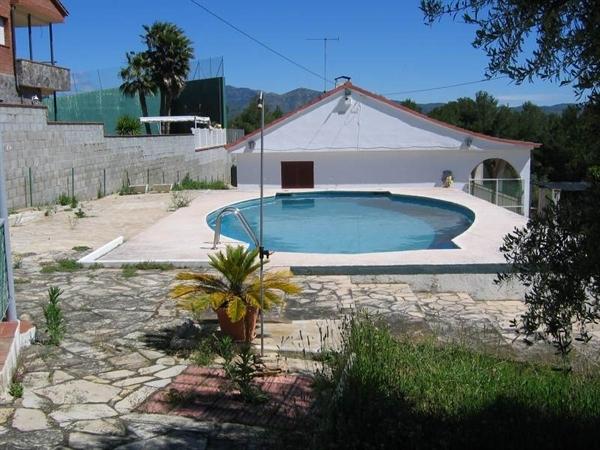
[171,245,300,342]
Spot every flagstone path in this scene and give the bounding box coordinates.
[0,250,591,449]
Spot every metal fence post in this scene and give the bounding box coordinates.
[495,178,499,205]
[103,168,106,197]
[71,167,75,199]
[28,167,33,207]
[0,134,17,321]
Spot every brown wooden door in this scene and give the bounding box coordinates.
[281,161,314,188]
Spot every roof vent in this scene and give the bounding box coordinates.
[335,76,351,87]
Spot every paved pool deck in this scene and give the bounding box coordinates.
[93,186,526,270]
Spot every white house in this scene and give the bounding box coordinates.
[227,82,540,215]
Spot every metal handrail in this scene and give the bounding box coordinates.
[212,207,259,249]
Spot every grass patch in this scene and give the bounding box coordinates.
[121,265,137,278]
[121,261,175,278]
[131,261,175,270]
[307,313,600,450]
[72,246,91,252]
[40,259,83,273]
[172,173,228,191]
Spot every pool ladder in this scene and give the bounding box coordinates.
[212,207,259,249]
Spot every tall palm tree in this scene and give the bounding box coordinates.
[119,51,156,135]
[142,22,194,134]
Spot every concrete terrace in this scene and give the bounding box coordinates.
[96,186,527,269]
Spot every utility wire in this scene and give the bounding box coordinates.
[383,76,509,96]
[188,0,332,84]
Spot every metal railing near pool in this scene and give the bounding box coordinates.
[468,178,524,215]
[212,207,259,249]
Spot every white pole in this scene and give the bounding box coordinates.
[258,92,265,356]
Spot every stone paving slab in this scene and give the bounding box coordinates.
[1,252,598,448]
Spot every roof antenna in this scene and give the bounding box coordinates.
[306,37,340,93]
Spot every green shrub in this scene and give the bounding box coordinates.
[58,193,71,206]
[8,381,23,398]
[41,259,83,273]
[116,115,142,136]
[308,313,600,450]
[44,286,66,346]
[190,338,216,366]
[172,173,228,191]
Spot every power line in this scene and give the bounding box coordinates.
[383,76,509,96]
[188,0,331,84]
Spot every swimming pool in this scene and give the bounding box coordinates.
[207,192,475,254]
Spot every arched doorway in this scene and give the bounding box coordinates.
[469,159,523,214]
[471,158,519,179]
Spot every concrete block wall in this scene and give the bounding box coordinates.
[0,104,231,209]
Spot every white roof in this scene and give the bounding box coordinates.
[228,84,539,153]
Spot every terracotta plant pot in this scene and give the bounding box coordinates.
[216,306,259,343]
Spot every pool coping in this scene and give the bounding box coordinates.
[87,186,527,272]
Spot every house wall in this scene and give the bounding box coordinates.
[0,104,230,209]
[234,149,531,212]
[0,2,14,76]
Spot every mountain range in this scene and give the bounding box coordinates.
[225,85,574,120]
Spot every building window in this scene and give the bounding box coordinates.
[0,17,6,46]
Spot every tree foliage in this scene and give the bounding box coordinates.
[143,22,194,133]
[421,0,600,103]
[398,98,422,113]
[119,51,156,134]
[497,173,600,363]
[230,96,284,134]
[427,91,600,182]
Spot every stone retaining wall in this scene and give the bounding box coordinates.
[0,105,230,209]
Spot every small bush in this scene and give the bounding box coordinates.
[8,381,23,398]
[72,246,91,252]
[44,204,57,217]
[74,207,86,219]
[116,115,142,136]
[12,254,23,269]
[57,193,71,206]
[190,337,216,366]
[44,286,66,346]
[69,196,78,209]
[172,173,228,191]
[170,191,191,210]
[41,259,83,273]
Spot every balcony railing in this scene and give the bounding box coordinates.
[15,59,71,93]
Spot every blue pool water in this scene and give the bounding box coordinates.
[207,192,474,254]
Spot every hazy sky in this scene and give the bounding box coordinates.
[16,0,578,106]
